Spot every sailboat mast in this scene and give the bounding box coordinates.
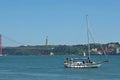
[86,15,91,59]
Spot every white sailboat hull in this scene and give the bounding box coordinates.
[64,62,101,68]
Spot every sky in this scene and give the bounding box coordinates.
[0,0,120,46]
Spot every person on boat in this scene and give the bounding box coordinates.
[88,59,91,63]
[70,58,73,63]
[87,57,93,63]
[82,61,85,64]
[64,58,69,63]
[88,57,90,60]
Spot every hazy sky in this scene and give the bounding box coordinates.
[0,0,120,46]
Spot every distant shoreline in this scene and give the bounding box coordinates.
[2,42,120,55]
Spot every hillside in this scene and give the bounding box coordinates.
[2,42,120,55]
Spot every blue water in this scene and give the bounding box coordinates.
[0,55,120,80]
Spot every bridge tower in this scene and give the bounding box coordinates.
[46,36,48,46]
[0,34,2,56]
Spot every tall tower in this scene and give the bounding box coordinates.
[0,34,2,56]
[46,36,48,46]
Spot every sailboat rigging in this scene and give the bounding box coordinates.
[64,15,108,68]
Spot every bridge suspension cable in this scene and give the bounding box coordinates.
[2,34,26,46]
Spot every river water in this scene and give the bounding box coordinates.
[0,55,119,80]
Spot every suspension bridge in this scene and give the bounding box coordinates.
[0,34,50,56]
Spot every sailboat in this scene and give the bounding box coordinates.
[64,15,108,68]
